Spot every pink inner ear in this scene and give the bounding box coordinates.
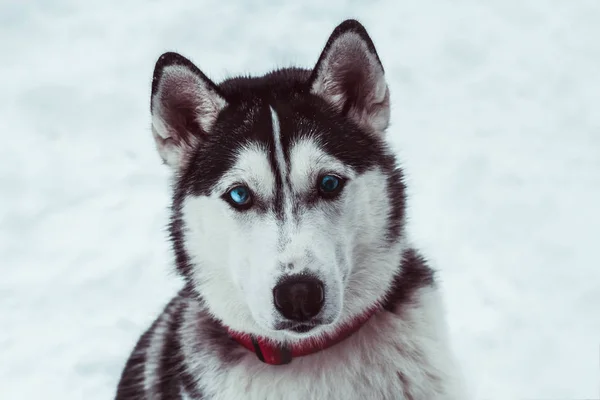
[311,32,390,134]
[151,65,227,168]
[161,90,206,146]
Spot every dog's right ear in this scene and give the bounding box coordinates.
[150,52,227,169]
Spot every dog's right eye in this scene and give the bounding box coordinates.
[224,185,253,210]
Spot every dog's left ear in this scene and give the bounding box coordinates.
[310,20,390,135]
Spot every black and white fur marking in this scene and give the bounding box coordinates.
[115,19,466,399]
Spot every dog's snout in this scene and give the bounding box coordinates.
[273,276,324,322]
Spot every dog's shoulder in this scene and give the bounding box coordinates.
[114,291,190,399]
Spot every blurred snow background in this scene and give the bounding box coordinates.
[1,0,599,399]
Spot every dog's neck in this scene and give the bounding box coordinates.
[226,305,381,365]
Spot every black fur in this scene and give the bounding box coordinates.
[116,287,252,399]
[156,299,185,398]
[115,296,186,400]
[115,318,157,399]
[382,248,436,313]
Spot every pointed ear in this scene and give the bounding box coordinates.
[309,20,390,134]
[150,52,227,169]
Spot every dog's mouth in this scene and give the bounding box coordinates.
[289,324,317,334]
[274,321,321,334]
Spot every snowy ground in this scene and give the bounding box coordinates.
[1,0,599,399]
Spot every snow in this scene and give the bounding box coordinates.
[1,0,599,399]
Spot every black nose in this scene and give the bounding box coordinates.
[273,276,324,322]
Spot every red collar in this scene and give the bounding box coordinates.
[227,307,380,365]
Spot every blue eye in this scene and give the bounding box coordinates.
[318,175,344,197]
[227,185,252,208]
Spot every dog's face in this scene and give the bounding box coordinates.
[151,20,406,340]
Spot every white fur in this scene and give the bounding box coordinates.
[180,390,194,400]
[177,287,466,399]
[182,142,279,335]
[288,139,357,192]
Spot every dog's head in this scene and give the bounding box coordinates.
[151,20,406,341]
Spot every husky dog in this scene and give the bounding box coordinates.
[115,19,466,400]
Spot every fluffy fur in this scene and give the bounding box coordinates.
[115,19,466,399]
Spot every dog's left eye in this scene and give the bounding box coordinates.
[318,174,345,198]
[225,185,253,209]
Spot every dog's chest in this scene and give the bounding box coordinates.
[212,356,404,400]
[197,314,446,400]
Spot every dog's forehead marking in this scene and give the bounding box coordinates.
[270,107,294,224]
[270,106,286,185]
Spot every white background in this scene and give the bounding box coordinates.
[1,0,599,399]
